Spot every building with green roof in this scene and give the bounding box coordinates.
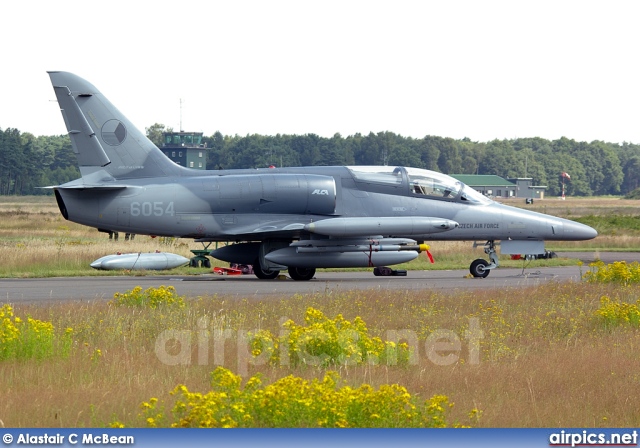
[450,175,547,199]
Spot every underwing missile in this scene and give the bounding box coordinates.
[289,237,419,247]
[295,243,429,253]
[265,247,418,268]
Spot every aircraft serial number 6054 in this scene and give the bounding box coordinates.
[130,202,175,217]
[48,72,597,280]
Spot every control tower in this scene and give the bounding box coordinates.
[161,131,207,169]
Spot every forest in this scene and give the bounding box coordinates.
[2,124,640,197]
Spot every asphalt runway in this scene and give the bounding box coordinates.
[0,252,636,304]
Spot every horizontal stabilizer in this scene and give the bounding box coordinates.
[55,184,128,191]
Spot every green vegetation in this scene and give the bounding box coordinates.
[584,260,640,285]
[574,215,640,236]
[3,125,640,197]
[594,296,640,328]
[250,307,411,368]
[127,368,471,428]
[0,304,73,361]
[587,261,640,328]
[624,187,640,199]
[110,286,186,309]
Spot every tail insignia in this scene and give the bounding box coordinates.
[101,120,127,146]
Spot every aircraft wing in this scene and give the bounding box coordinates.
[208,215,455,268]
[39,185,127,190]
[198,216,458,242]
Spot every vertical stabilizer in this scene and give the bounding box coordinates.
[48,71,182,180]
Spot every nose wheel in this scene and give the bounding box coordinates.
[470,259,490,278]
[469,240,499,278]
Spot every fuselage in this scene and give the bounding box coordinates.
[54,165,597,243]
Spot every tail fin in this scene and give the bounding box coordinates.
[48,71,183,181]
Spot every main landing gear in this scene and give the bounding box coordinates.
[469,240,499,278]
[252,258,316,281]
[288,267,316,281]
[253,257,280,279]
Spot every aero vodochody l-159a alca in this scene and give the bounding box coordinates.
[48,72,597,280]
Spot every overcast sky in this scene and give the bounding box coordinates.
[2,0,639,144]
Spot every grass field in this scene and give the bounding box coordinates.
[2,281,640,427]
[1,195,640,427]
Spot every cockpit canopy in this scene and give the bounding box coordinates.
[347,166,492,205]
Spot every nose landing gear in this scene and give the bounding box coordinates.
[470,240,499,278]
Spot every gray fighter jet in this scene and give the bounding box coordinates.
[48,72,597,280]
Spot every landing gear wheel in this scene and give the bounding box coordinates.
[288,267,316,281]
[190,257,210,268]
[253,258,280,280]
[470,259,490,278]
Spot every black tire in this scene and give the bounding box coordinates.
[288,267,316,281]
[202,259,211,269]
[253,258,280,280]
[470,259,490,278]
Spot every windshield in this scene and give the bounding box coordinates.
[405,167,462,199]
[347,166,493,204]
[459,184,493,204]
[404,167,493,204]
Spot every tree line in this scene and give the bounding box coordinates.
[2,124,640,197]
[0,128,79,195]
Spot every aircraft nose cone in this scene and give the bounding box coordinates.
[562,220,598,240]
[90,260,102,269]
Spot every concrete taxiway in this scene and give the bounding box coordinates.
[0,252,635,304]
[0,266,582,304]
